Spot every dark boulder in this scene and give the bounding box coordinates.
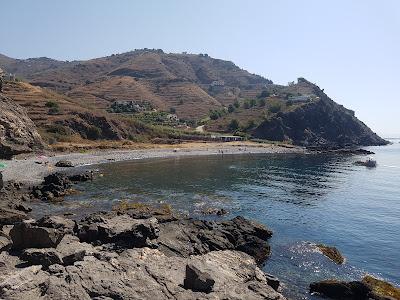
[10,222,64,250]
[36,215,76,234]
[55,160,74,167]
[310,279,371,299]
[21,248,63,268]
[184,263,215,293]
[77,213,159,248]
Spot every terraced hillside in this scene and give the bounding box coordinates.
[0,50,388,147]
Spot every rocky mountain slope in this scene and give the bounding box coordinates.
[0,50,387,147]
[0,94,44,158]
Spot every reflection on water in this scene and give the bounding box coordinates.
[32,143,400,299]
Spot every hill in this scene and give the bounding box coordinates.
[0,50,388,147]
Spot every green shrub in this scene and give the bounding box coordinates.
[268,103,281,113]
[86,126,102,140]
[258,98,266,107]
[228,119,240,131]
[45,101,59,108]
[258,90,270,98]
[48,107,60,115]
[233,100,240,108]
[228,104,235,113]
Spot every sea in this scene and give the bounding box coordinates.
[35,139,400,299]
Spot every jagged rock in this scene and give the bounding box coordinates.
[184,263,215,293]
[55,160,74,167]
[21,248,63,268]
[36,215,76,234]
[56,235,95,265]
[157,216,273,264]
[265,273,281,291]
[77,213,159,248]
[0,94,44,159]
[10,222,64,250]
[0,249,286,300]
[32,173,72,200]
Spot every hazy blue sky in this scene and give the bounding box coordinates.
[2,0,399,136]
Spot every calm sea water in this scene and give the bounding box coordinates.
[35,140,400,299]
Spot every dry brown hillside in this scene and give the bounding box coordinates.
[0,50,272,120]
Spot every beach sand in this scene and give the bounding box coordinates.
[2,142,304,184]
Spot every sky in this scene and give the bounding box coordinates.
[1,0,399,137]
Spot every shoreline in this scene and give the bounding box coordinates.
[2,142,305,184]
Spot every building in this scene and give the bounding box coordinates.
[211,135,244,142]
[211,80,225,87]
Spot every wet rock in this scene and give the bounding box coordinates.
[362,275,400,300]
[69,173,91,182]
[310,279,371,299]
[10,222,64,250]
[36,215,76,234]
[201,207,228,216]
[184,263,215,293]
[21,248,63,268]
[55,160,74,167]
[317,244,345,264]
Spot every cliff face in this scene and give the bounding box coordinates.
[253,81,388,148]
[0,94,44,158]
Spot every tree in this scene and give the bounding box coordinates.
[210,110,220,120]
[228,104,235,113]
[228,119,239,131]
[258,98,266,107]
[258,90,270,98]
[250,99,257,107]
[233,100,240,108]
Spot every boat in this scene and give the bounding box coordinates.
[354,156,377,168]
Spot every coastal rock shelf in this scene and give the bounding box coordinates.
[0,207,286,300]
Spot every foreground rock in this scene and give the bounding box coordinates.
[77,211,273,264]
[310,278,399,300]
[0,94,44,159]
[0,249,286,300]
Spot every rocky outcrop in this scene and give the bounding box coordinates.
[0,208,285,300]
[0,249,285,300]
[253,80,388,148]
[310,278,399,300]
[0,94,44,159]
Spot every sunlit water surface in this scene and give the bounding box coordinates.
[33,140,400,299]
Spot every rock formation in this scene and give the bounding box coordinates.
[0,94,44,159]
[0,209,286,300]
